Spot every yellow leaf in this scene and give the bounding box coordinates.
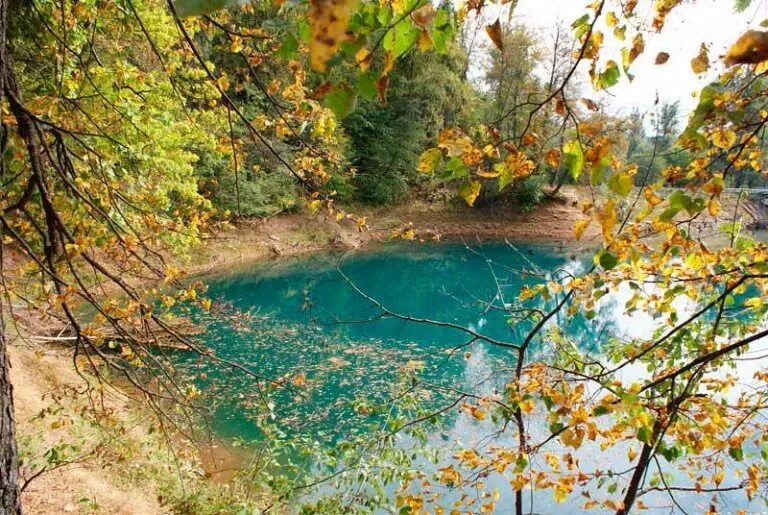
[553,486,568,503]
[510,474,528,491]
[644,187,662,207]
[355,47,372,70]
[459,180,482,207]
[544,148,561,167]
[597,200,617,241]
[724,30,768,67]
[418,148,443,174]
[627,446,637,462]
[486,19,503,51]
[382,51,395,76]
[691,43,709,74]
[216,74,230,91]
[308,199,322,215]
[437,465,461,487]
[309,0,359,72]
[574,219,590,241]
[521,132,538,146]
[418,30,433,51]
[628,33,644,64]
[708,198,720,217]
[712,129,736,149]
[561,427,585,449]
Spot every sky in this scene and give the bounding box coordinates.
[468,0,768,121]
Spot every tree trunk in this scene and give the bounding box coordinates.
[0,323,21,515]
[0,0,22,509]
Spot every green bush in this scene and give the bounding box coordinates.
[514,174,547,211]
[193,146,298,217]
[322,174,355,203]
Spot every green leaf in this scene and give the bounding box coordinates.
[496,164,514,191]
[668,190,689,211]
[357,72,377,100]
[571,13,589,28]
[458,180,481,206]
[383,19,420,57]
[608,173,633,197]
[175,0,237,17]
[275,34,299,59]
[637,425,652,445]
[299,20,311,42]
[599,251,618,270]
[549,421,565,434]
[326,85,358,119]
[729,446,744,461]
[599,61,621,89]
[444,157,468,179]
[432,9,454,53]
[563,141,584,180]
[590,157,608,186]
[660,445,681,462]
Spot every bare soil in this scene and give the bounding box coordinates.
[185,186,601,274]
[10,345,167,514]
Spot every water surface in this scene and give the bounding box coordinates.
[173,241,758,513]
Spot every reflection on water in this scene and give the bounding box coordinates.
[173,241,763,513]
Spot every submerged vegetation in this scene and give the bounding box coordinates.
[3,0,768,513]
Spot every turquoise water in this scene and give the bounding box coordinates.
[180,242,602,442]
[171,241,758,513]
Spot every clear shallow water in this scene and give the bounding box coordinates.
[171,241,760,513]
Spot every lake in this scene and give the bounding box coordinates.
[172,241,760,513]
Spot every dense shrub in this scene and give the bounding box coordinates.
[193,147,298,217]
[513,175,547,211]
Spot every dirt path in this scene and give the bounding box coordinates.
[10,345,167,514]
